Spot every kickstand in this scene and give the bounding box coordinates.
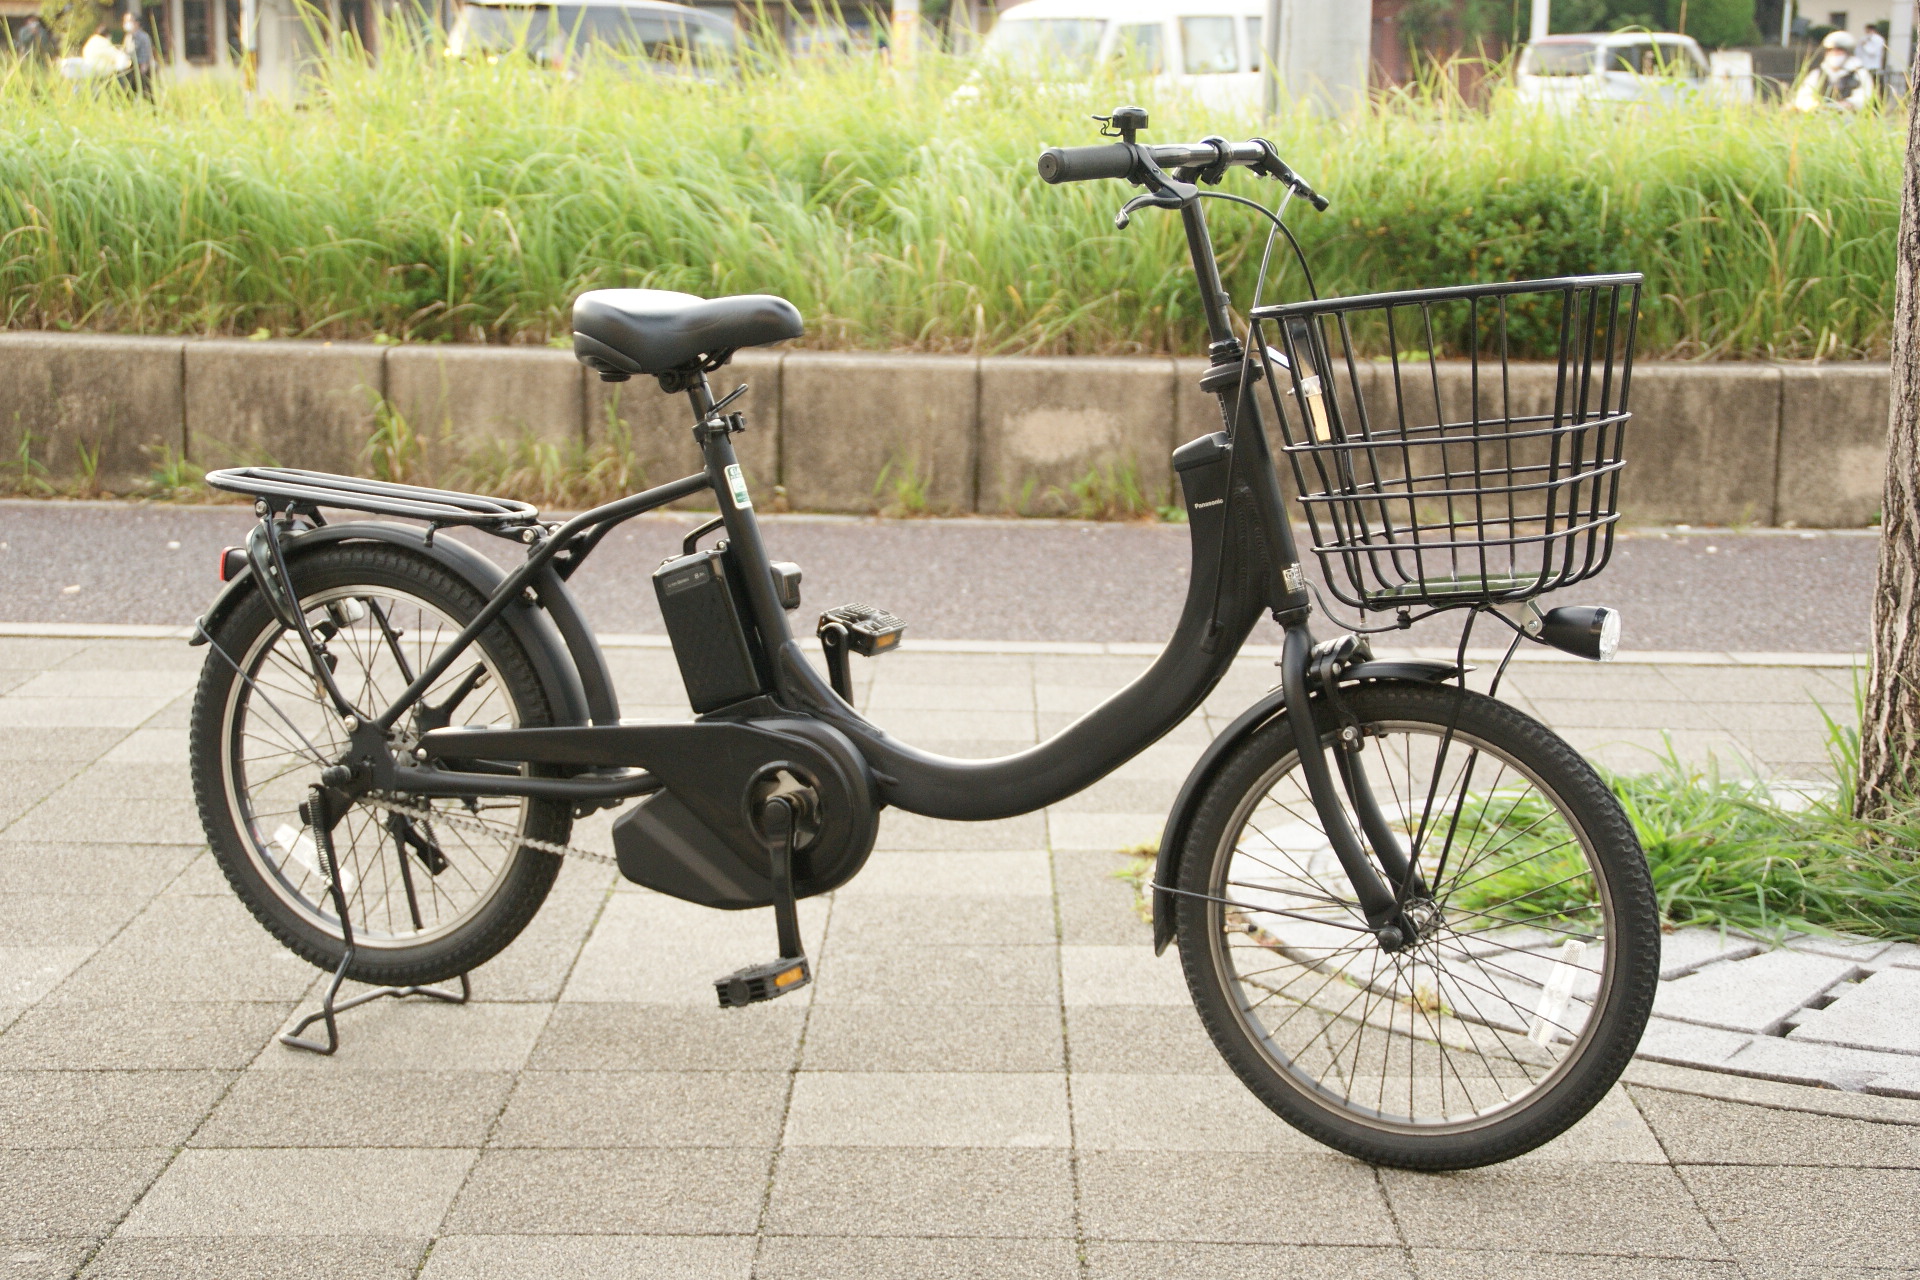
[280,784,470,1056]
[714,796,812,1008]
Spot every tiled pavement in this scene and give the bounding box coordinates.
[3,631,1918,1280]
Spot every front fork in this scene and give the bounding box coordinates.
[1277,625,1429,952]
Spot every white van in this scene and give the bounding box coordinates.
[447,0,734,75]
[978,0,1267,112]
[1514,32,1713,109]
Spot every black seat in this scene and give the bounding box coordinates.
[572,289,804,379]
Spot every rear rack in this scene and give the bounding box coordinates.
[205,468,541,528]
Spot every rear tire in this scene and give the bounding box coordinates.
[1174,681,1659,1170]
[189,543,570,987]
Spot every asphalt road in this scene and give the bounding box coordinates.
[0,499,1878,652]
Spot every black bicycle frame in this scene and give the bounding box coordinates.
[244,193,1402,930]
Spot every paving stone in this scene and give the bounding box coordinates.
[1681,1166,1920,1268]
[256,1001,550,1073]
[1064,1005,1233,1075]
[1787,968,1920,1055]
[1054,850,1154,947]
[785,1072,1070,1148]
[96,730,188,765]
[1656,929,1766,979]
[1719,1035,1914,1093]
[1378,1164,1727,1257]
[800,1003,1063,1073]
[192,1070,512,1148]
[826,893,1055,948]
[831,851,1053,899]
[1781,932,1893,964]
[0,1002,286,1070]
[0,946,94,1005]
[4,798,204,846]
[814,945,1058,1007]
[0,1238,95,1280]
[1086,1242,1414,1280]
[526,1003,805,1072]
[765,1147,1073,1238]
[561,893,828,1004]
[1407,1252,1739,1280]
[1631,1088,1920,1167]
[1059,945,1190,1006]
[1509,1086,1668,1164]
[492,1070,787,1148]
[759,1236,1078,1280]
[1079,1151,1393,1245]
[51,896,311,1003]
[0,728,123,764]
[0,1147,170,1237]
[0,1070,230,1149]
[80,1236,426,1280]
[462,885,605,1003]
[871,811,1049,852]
[1652,949,1857,1034]
[0,844,197,897]
[418,1235,754,1280]
[1874,942,1920,970]
[0,698,173,732]
[1047,811,1169,853]
[1633,1018,1754,1071]
[446,1148,771,1235]
[120,1148,473,1236]
[1073,1070,1327,1152]
[0,895,153,947]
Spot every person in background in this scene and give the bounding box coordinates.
[13,15,52,60]
[121,10,154,98]
[1794,29,1872,111]
[1860,19,1888,94]
[81,17,130,78]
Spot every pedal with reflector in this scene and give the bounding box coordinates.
[817,603,906,702]
[714,956,811,1008]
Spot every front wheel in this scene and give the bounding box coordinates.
[1174,681,1659,1170]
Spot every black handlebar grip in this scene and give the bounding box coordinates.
[1037,144,1137,185]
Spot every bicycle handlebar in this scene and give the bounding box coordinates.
[1036,138,1329,212]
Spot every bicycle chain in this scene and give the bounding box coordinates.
[348,793,621,868]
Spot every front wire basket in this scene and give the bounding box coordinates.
[1251,273,1641,613]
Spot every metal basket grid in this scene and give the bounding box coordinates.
[1250,273,1641,613]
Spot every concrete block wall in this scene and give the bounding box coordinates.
[0,332,1893,527]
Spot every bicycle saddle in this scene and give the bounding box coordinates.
[572,289,804,379]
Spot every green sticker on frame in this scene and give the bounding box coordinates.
[725,463,752,509]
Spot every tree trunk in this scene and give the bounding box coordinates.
[1857,87,1920,819]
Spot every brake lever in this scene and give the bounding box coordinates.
[1112,143,1199,230]
[1250,138,1330,212]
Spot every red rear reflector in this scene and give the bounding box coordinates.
[218,547,245,581]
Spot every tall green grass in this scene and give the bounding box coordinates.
[1455,705,1920,941]
[0,41,1901,359]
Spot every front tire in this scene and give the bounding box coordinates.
[189,543,571,987]
[1174,681,1659,1170]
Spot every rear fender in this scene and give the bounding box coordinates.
[190,521,594,729]
[1149,660,1461,954]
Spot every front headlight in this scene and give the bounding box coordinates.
[1536,605,1621,662]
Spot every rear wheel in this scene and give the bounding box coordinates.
[1174,681,1659,1170]
[189,543,570,987]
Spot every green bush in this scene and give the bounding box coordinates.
[0,43,1899,360]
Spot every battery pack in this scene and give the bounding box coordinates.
[653,547,767,713]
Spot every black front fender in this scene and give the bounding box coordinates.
[1149,660,1462,954]
[190,521,599,729]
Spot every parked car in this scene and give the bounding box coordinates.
[1514,31,1713,108]
[976,0,1268,113]
[446,0,734,75]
